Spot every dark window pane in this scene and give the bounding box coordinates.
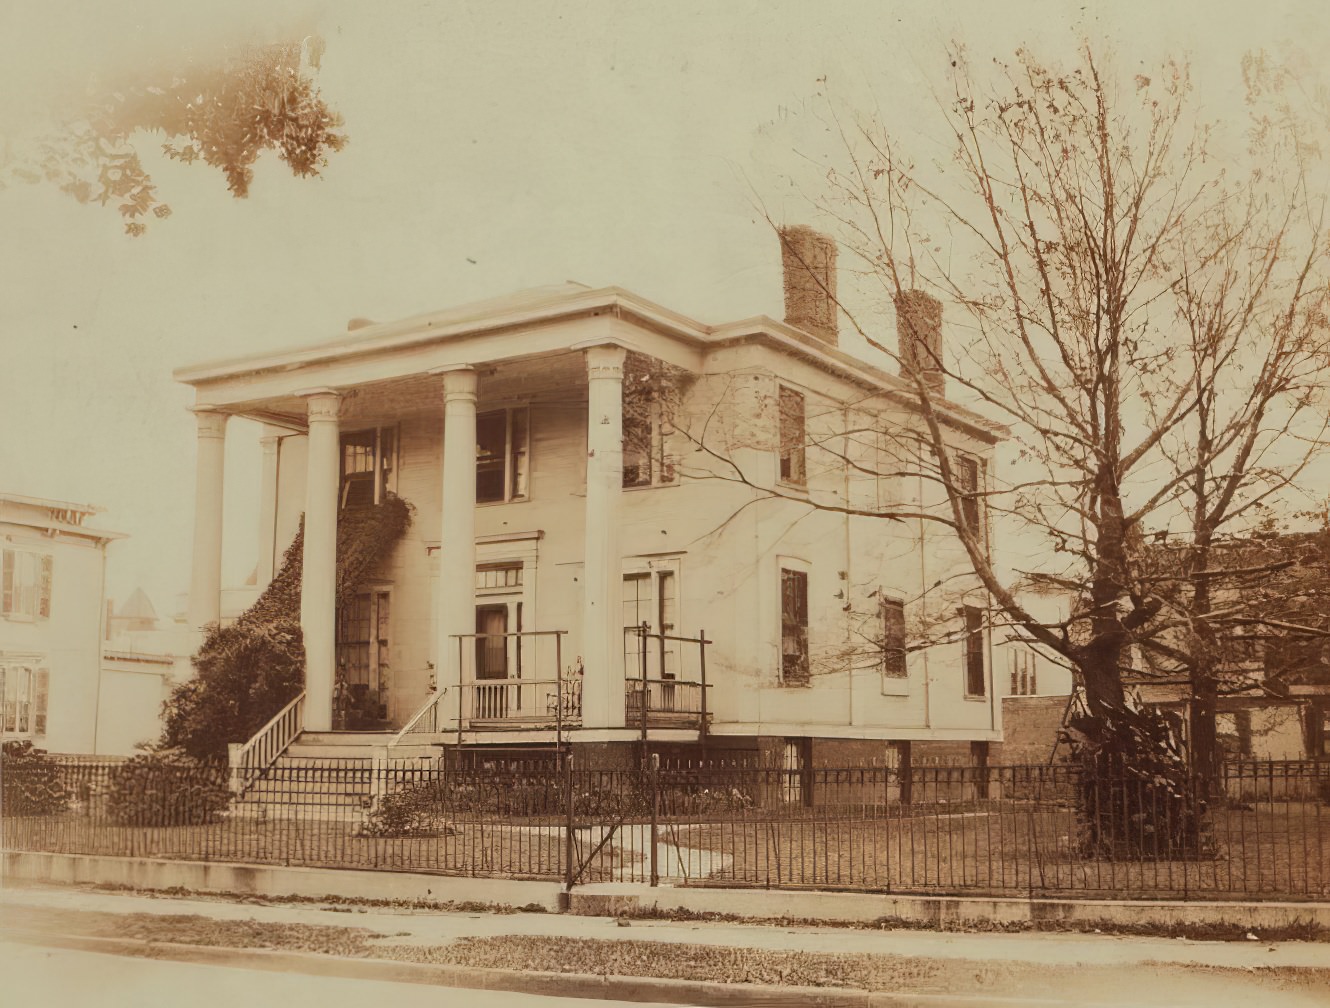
[779,387,806,486]
[476,412,507,503]
[781,568,810,685]
[963,605,986,696]
[882,598,907,678]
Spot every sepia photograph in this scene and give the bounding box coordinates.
[2,2,1329,1005]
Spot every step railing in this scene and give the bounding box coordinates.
[388,688,449,748]
[227,691,305,794]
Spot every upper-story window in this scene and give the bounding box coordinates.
[1,549,52,621]
[477,408,529,504]
[778,386,806,487]
[962,605,987,697]
[623,398,677,488]
[340,427,397,508]
[957,455,983,535]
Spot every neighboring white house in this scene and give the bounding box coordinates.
[99,587,192,755]
[175,229,1007,768]
[1,493,124,753]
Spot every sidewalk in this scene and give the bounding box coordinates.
[3,879,1328,970]
[3,879,1329,1007]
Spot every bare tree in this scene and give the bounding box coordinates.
[725,44,1330,775]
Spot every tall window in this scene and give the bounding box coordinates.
[476,408,529,504]
[340,427,396,508]
[962,605,986,697]
[336,590,391,720]
[778,387,806,486]
[881,598,907,680]
[780,567,810,686]
[0,662,49,735]
[623,397,676,488]
[957,455,982,535]
[1,549,52,621]
[623,569,678,679]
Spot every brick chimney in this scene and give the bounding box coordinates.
[779,225,838,346]
[894,289,944,396]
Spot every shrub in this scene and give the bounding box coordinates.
[359,781,457,838]
[105,750,231,826]
[0,740,69,816]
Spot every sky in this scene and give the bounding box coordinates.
[2,1,1328,615]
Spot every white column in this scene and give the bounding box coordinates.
[300,389,341,733]
[581,344,627,729]
[187,408,228,641]
[256,430,281,587]
[435,366,478,706]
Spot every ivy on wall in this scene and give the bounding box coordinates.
[159,494,412,760]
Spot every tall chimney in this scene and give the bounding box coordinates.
[779,225,838,346]
[894,289,944,396]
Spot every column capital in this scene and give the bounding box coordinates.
[296,387,342,422]
[581,343,628,381]
[431,364,479,399]
[191,407,229,440]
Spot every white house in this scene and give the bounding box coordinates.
[1,493,123,753]
[176,229,1007,770]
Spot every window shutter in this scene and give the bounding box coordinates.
[34,668,49,735]
[38,554,53,619]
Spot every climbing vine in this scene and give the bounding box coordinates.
[159,494,411,759]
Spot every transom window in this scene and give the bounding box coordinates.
[476,408,529,504]
[778,387,807,487]
[0,661,49,736]
[1,549,52,621]
[340,427,396,508]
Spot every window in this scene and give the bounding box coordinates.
[340,427,396,508]
[881,598,907,680]
[476,408,529,504]
[780,567,810,686]
[0,662,49,736]
[623,569,678,679]
[778,386,806,486]
[2,549,52,621]
[623,396,677,488]
[1009,647,1037,695]
[957,455,982,535]
[962,605,986,697]
[473,562,525,682]
[336,590,391,721]
[781,737,810,805]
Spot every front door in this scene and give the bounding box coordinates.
[336,589,391,728]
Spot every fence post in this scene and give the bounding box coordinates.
[227,742,244,794]
[562,748,575,907]
[899,741,913,807]
[650,752,660,887]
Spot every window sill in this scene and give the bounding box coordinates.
[774,481,810,500]
[476,497,530,508]
[622,480,681,493]
[963,694,989,702]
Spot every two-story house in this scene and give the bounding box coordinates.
[1,493,124,753]
[176,229,1006,771]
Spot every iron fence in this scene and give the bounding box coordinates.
[3,754,1327,900]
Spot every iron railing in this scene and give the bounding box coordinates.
[3,755,1327,900]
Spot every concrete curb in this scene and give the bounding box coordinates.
[2,850,564,911]
[6,849,1328,933]
[0,926,1136,1008]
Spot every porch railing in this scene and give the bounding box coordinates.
[227,691,304,793]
